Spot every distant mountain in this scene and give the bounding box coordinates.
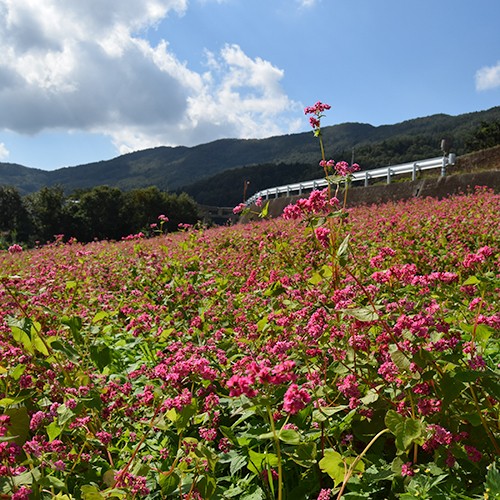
[1,106,499,199]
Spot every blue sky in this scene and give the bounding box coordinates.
[0,0,499,171]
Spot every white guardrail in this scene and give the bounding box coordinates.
[245,154,456,206]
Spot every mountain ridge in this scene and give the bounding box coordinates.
[1,106,499,197]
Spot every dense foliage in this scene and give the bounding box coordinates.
[0,186,200,248]
[466,120,500,151]
[0,185,498,499]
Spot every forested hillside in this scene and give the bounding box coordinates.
[1,107,499,199]
[182,114,500,206]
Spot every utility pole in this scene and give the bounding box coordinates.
[243,180,250,202]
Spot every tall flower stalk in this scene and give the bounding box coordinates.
[301,102,360,285]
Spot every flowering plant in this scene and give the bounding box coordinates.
[0,103,498,499]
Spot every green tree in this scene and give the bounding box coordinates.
[162,192,200,231]
[71,186,126,241]
[465,120,500,151]
[0,185,31,246]
[122,186,170,234]
[25,186,68,244]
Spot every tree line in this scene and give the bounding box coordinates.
[0,185,201,249]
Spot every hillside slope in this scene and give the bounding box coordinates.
[0,106,499,196]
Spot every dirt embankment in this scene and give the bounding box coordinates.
[243,146,500,219]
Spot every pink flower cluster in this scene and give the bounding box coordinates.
[304,101,331,116]
[462,245,494,268]
[282,188,339,220]
[283,383,311,414]
[233,203,246,214]
[0,415,10,436]
[226,358,297,398]
[316,488,332,500]
[304,101,331,129]
[8,244,23,254]
[319,159,360,177]
[337,374,362,409]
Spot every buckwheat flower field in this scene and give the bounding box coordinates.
[0,183,498,499]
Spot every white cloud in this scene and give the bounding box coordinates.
[475,61,500,91]
[0,142,9,161]
[296,0,318,8]
[0,0,300,155]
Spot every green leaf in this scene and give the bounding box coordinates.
[319,449,364,487]
[313,405,349,422]
[343,307,379,322]
[32,334,49,356]
[386,411,423,451]
[30,320,42,335]
[195,444,218,472]
[344,307,379,322]
[51,340,80,361]
[81,485,106,499]
[102,470,116,487]
[170,400,197,431]
[10,467,41,487]
[92,311,108,323]
[385,410,403,434]
[396,419,422,451]
[51,493,74,500]
[256,317,268,332]
[41,474,66,490]
[47,420,62,441]
[360,390,379,405]
[5,407,29,445]
[240,485,265,500]
[462,276,480,286]
[319,449,346,486]
[10,363,26,381]
[159,472,179,496]
[57,405,74,426]
[440,373,466,403]
[475,324,494,346]
[391,351,411,372]
[462,412,482,427]
[264,281,285,297]
[259,201,270,218]
[278,429,301,445]
[0,396,27,407]
[321,264,333,278]
[10,325,34,354]
[289,442,317,467]
[89,344,111,371]
[483,377,500,400]
[485,462,500,496]
[230,454,247,475]
[336,234,351,266]
[62,316,83,345]
[247,450,278,475]
[453,370,481,383]
[308,272,323,285]
[197,474,217,498]
[257,431,275,441]
[326,174,344,185]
